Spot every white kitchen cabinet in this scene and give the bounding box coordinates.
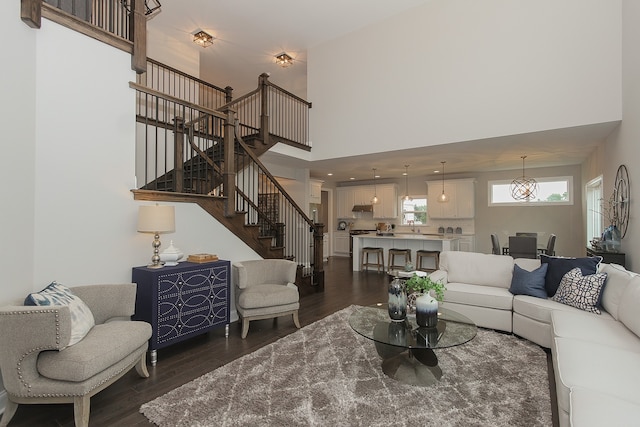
[353,186,375,205]
[310,179,323,204]
[334,231,350,256]
[426,179,475,219]
[337,188,355,218]
[373,184,398,219]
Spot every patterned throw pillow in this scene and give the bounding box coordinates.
[552,268,608,314]
[25,282,95,347]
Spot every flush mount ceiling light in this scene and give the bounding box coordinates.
[193,30,214,48]
[275,52,293,68]
[510,155,538,201]
[438,161,449,203]
[403,165,412,201]
[371,168,379,204]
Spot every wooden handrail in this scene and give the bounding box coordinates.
[129,82,228,119]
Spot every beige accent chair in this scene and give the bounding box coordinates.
[0,284,152,427]
[233,259,301,339]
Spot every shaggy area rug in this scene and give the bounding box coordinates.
[141,306,551,426]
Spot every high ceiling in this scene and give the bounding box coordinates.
[147,1,618,184]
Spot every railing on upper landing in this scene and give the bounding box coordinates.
[222,73,312,151]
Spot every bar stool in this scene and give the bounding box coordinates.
[416,250,440,272]
[361,247,385,273]
[388,248,411,271]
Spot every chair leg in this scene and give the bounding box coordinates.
[241,317,250,339]
[292,310,301,329]
[135,352,150,378]
[0,399,18,427]
[73,396,90,427]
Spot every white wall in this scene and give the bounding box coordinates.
[583,0,640,271]
[308,0,622,160]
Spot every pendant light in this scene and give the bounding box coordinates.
[403,165,412,201]
[438,161,449,203]
[371,168,379,204]
[510,155,538,201]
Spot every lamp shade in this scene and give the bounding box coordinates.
[138,205,175,233]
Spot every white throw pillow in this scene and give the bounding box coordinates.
[25,282,95,347]
[601,263,638,320]
[551,268,607,314]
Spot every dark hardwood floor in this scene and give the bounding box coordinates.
[5,256,558,426]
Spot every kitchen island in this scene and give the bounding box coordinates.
[352,233,460,272]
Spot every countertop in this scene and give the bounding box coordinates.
[352,232,461,241]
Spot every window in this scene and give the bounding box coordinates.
[489,176,573,206]
[586,176,604,244]
[401,197,427,225]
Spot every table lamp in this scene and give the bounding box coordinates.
[137,204,175,268]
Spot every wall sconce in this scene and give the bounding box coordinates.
[193,30,214,48]
[438,161,449,203]
[138,204,175,268]
[510,155,538,201]
[275,52,293,68]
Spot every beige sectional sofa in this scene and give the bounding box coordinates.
[429,251,640,427]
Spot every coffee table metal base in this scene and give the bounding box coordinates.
[375,342,443,386]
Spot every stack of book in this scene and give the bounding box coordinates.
[187,253,219,263]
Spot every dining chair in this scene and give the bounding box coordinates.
[490,234,501,255]
[508,236,537,259]
[538,234,556,257]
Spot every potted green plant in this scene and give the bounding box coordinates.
[404,273,446,302]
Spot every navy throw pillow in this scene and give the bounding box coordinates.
[509,263,548,299]
[540,254,603,297]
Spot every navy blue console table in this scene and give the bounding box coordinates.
[132,260,230,366]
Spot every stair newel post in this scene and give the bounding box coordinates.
[313,223,325,289]
[224,86,234,104]
[275,223,285,249]
[173,117,185,193]
[221,107,237,217]
[259,73,270,147]
[130,0,147,73]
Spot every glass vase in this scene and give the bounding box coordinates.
[388,277,407,322]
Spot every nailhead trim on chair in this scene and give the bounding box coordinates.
[1,309,62,396]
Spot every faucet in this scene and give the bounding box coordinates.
[408,220,415,232]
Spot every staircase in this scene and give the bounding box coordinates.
[131,61,323,294]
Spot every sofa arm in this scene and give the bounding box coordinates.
[0,305,72,395]
[429,269,448,284]
[70,284,137,324]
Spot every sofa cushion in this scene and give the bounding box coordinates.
[570,388,640,426]
[509,263,548,299]
[617,276,640,338]
[601,263,638,320]
[551,268,607,314]
[551,310,640,352]
[443,282,513,310]
[552,337,640,414]
[25,282,95,347]
[37,320,152,382]
[513,294,614,325]
[238,283,299,309]
[439,252,514,289]
[540,255,602,297]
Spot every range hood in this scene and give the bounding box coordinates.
[352,204,373,213]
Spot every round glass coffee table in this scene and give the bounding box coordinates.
[349,303,477,386]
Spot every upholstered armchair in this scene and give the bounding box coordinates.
[233,259,301,338]
[0,284,152,427]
